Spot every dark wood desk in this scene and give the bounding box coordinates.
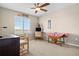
[0,36,20,56]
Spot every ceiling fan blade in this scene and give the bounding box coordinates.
[35,10,38,13]
[31,8,35,9]
[34,3,37,7]
[39,3,50,7]
[40,9,47,12]
[37,3,39,5]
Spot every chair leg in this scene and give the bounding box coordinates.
[63,38,65,43]
[48,38,49,42]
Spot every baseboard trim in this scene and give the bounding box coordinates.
[66,43,79,47]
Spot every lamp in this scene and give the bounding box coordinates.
[2,26,7,28]
[35,7,40,11]
[2,26,7,37]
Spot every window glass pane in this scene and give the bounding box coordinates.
[24,17,30,30]
[14,16,30,34]
[14,16,23,30]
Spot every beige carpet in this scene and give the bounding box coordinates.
[27,39,79,56]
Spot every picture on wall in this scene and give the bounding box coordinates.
[48,20,51,29]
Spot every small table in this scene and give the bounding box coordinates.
[48,33,68,45]
[35,31,43,39]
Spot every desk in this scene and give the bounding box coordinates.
[0,35,20,56]
[48,33,68,45]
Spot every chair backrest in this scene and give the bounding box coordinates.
[20,33,29,40]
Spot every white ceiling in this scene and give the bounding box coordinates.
[0,3,75,17]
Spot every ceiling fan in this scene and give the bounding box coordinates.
[31,3,50,13]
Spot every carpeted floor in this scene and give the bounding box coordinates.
[27,39,79,56]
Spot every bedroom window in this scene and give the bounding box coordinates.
[14,16,30,35]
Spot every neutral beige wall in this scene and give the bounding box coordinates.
[39,4,79,45]
[0,7,16,36]
[0,9,2,35]
[0,7,38,37]
[28,15,39,39]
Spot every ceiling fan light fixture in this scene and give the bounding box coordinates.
[35,7,40,11]
[31,3,50,13]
